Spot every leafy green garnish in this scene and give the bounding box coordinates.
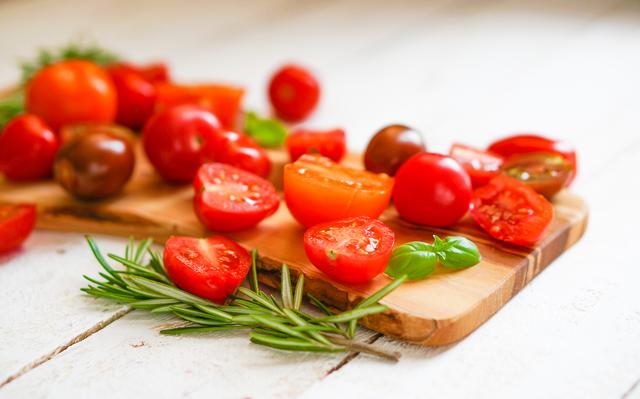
[244,111,288,148]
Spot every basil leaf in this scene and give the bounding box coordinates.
[385,242,437,280]
[244,111,288,148]
[437,236,481,269]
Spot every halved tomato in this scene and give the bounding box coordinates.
[0,203,37,254]
[286,128,346,162]
[502,152,573,198]
[449,143,504,188]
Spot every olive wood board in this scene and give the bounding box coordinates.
[0,142,588,345]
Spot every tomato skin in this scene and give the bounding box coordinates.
[286,128,346,162]
[0,204,37,254]
[193,163,280,232]
[284,155,393,228]
[304,216,395,284]
[142,105,222,183]
[449,143,504,188]
[26,60,116,131]
[163,235,251,303]
[393,152,472,227]
[107,65,157,130]
[471,175,554,246]
[0,115,59,181]
[112,62,170,84]
[210,131,271,178]
[268,64,320,122]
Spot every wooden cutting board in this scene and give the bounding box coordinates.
[0,142,588,346]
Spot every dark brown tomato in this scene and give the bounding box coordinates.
[501,152,573,198]
[364,124,425,176]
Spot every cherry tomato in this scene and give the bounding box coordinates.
[210,131,271,178]
[364,124,425,176]
[286,128,346,162]
[471,175,554,246]
[155,83,244,129]
[268,64,320,122]
[0,203,37,254]
[487,134,577,184]
[284,155,393,228]
[142,105,221,183]
[163,235,251,303]
[0,115,59,181]
[112,62,170,84]
[193,163,280,232]
[107,65,156,130]
[502,152,573,198]
[449,143,504,188]
[26,60,116,131]
[304,216,395,284]
[393,152,472,227]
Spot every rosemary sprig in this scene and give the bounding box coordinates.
[81,236,405,361]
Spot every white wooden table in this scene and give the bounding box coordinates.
[1,0,640,397]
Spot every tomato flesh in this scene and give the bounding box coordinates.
[163,236,251,303]
[0,204,37,254]
[286,128,346,162]
[502,152,573,198]
[470,175,554,246]
[268,64,320,122]
[449,143,504,188]
[304,216,395,284]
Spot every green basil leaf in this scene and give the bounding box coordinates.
[244,111,288,148]
[438,236,481,269]
[385,242,437,280]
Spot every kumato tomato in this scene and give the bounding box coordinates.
[449,143,504,188]
[286,128,346,162]
[364,124,425,176]
[0,203,37,254]
[268,64,320,122]
[502,152,573,198]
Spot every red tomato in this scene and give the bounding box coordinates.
[284,155,393,228]
[0,115,59,181]
[304,216,395,284]
[487,134,577,184]
[155,83,244,129]
[449,143,504,188]
[268,64,320,122]
[210,131,271,178]
[286,128,346,162]
[26,60,116,131]
[193,163,280,232]
[163,235,251,303]
[393,152,472,227]
[470,175,554,246]
[112,62,170,84]
[142,105,221,183]
[0,204,37,254]
[107,65,156,130]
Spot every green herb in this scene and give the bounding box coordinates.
[432,235,481,269]
[244,111,288,148]
[0,91,24,131]
[82,236,403,361]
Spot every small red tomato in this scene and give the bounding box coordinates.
[286,128,346,162]
[210,131,271,178]
[471,175,554,246]
[142,105,222,183]
[393,152,472,227]
[107,65,157,130]
[0,203,37,254]
[268,64,320,122]
[163,235,251,303]
[304,216,395,284]
[112,62,170,84]
[193,163,280,232]
[0,115,59,181]
[449,143,504,188]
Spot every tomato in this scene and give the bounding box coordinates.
[112,62,170,84]
[284,155,393,228]
[193,163,280,232]
[304,216,395,284]
[268,64,320,122]
[449,143,504,188]
[487,134,577,184]
[26,60,116,131]
[364,124,425,176]
[470,175,554,246]
[393,152,472,227]
[107,65,156,130]
[0,204,37,254]
[163,235,251,303]
[502,152,573,198]
[155,83,244,129]
[142,105,221,183]
[286,128,346,162]
[0,115,59,181]
[211,131,271,178]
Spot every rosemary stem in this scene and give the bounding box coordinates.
[326,335,400,362]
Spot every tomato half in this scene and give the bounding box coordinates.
[286,128,346,162]
[163,235,251,303]
[26,60,116,131]
[210,131,271,178]
[0,115,59,181]
[107,65,157,130]
[304,216,395,284]
[393,152,472,227]
[284,155,393,228]
[449,143,504,188]
[502,152,573,198]
[193,163,280,232]
[0,203,37,254]
[470,175,554,246]
[268,64,320,122]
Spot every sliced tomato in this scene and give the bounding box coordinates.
[0,203,37,254]
[163,235,251,303]
[449,143,504,188]
[470,175,553,246]
[209,131,271,178]
[286,128,346,162]
[155,83,244,129]
[284,155,393,228]
[304,216,395,284]
[502,152,573,198]
[193,163,280,232]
